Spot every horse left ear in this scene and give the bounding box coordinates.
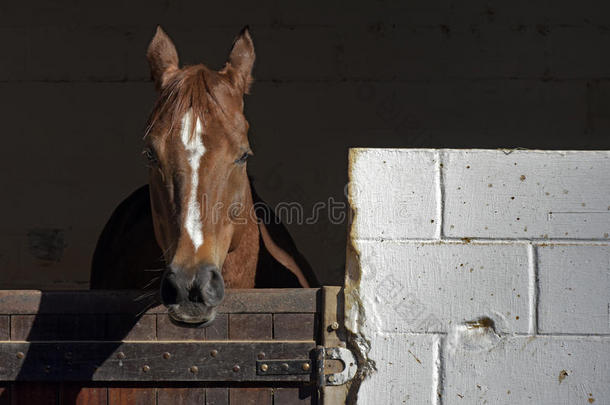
[226,27,255,94]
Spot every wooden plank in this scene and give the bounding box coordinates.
[0,384,9,405]
[11,382,58,404]
[206,388,228,405]
[0,290,157,315]
[0,316,8,341]
[108,387,155,405]
[11,314,59,341]
[205,314,228,340]
[229,388,272,405]
[158,387,205,405]
[0,342,315,382]
[229,314,272,340]
[12,315,107,341]
[156,315,205,341]
[59,315,106,340]
[0,289,321,315]
[274,387,315,405]
[221,289,320,313]
[274,314,316,340]
[106,314,156,341]
[61,385,107,405]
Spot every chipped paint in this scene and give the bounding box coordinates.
[344,149,610,403]
[344,148,376,404]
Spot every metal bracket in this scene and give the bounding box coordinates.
[316,346,357,387]
[256,359,311,376]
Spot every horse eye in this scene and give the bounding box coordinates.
[142,149,157,164]
[235,152,250,164]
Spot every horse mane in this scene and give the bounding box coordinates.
[144,65,232,142]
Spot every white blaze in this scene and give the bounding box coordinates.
[180,109,205,250]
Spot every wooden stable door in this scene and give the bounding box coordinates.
[0,287,353,404]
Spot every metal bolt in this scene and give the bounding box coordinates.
[116,352,126,360]
[142,365,150,373]
[232,364,240,373]
[257,352,266,360]
[16,352,24,359]
[302,363,311,371]
[328,375,335,382]
[330,322,339,330]
[210,349,218,357]
[190,366,199,374]
[162,352,171,359]
[260,364,268,372]
[281,363,289,371]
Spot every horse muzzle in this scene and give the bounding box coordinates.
[160,263,225,327]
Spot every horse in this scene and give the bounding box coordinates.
[90,27,318,326]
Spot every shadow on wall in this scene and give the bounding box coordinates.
[2,1,610,289]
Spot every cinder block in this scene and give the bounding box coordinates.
[358,333,437,405]
[442,150,610,239]
[355,240,530,333]
[443,336,610,404]
[538,244,610,334]
[349,149,439,240]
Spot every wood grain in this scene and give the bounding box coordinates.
[106,314,156,341]
[156,315,205,341]
[158,387,205,405]
[229,388,272,405]
[274,387,315,405]
[0,384,9,405]
[108,387,155,405]
[11,382,58,404]
[205,388,228,405]
[0,316,8,341]
[61,385,107,405]
[273,314,316,340]
[229,314,272,340]
[205,314,228,340]
[0,289,320,315]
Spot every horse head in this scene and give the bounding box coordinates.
[144,26,255,326]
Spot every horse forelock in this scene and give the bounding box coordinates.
[145,65,233,142]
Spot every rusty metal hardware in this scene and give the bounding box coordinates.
[255,359,312,376]
[314,346,357,387]
[254,345,357,388]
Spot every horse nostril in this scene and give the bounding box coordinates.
[188,285,204,303]
[160,275,179,306]
[200,268,224,307]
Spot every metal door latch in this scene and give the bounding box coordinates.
[315,346,357,386]
[254,346,357,387]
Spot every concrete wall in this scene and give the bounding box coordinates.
[1,1,610,288]
[345,149,609,404]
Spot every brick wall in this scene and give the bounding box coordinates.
[1,2,609,288]
[345,149,609,404]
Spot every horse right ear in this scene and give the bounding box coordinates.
[146,26,179,91]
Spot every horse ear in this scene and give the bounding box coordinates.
[226,27,255,94]
[146,26,179,91]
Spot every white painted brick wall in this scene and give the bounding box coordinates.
[442,150,610,240]
[345,148,610,404]
[538,244,610,334]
